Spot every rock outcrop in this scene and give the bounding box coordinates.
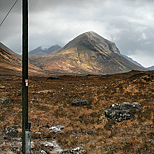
[0,98,13,104]
[71,99,91,106]
[5,126,19,137]
[104,102,141,122]
[59,147,86,154]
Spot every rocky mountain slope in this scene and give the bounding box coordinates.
[29,45,61,56]
[0,42,21,59]
[122,54,143,67]
[147,65,154,70]
[0,43,47,77]
[29,31,147,75]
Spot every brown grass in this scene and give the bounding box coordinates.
[0,71,154,153]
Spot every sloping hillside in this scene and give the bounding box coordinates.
[0,43,48,77]
[29,45,61,56]
[29,31,147,75]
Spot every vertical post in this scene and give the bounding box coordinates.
[22,0,28,153]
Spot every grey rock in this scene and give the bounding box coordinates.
[71,99,91,106]
[59,146,86,154]
[11,146,21,152]
[83,129,95,135]
[0,135,4,140]
[0,98,13,104]
[49,125,64,133]
[12,125,21,129]
[5,126,18,137]
[13,137,22,141]
[40,150,47,154]
[104,102,141,122]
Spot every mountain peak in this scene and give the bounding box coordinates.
[63,31,120,55]
[29,31,147,75]
[84,31,96,35]
[29,45,61,56]
[84,31,101,36]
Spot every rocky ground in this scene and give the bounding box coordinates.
[0,70,154,154]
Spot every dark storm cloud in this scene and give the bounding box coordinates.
[0,0,154,67]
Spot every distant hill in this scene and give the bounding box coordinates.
[147,66,154,70]
[0,42,48,76]
[0,42,21,59]
[0,43,22,76]
[29,31,147,75]
[29,45,61,56]
[122,55,143,67]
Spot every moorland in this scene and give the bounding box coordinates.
[0,70,154,153]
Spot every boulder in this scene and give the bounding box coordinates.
[104,102,141,122]
[40,150,48,154]
[5,126,19,137]
[83,129,95,135]
[59,146,86,154]
[11,146,21,153]
[0,98,13,104]
[71,99,91,106]
[49,125,64,133]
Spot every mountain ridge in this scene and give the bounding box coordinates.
[147,65,154,70]
[0,42,21,59]
[0,31,148,76]
[122,55,143,67]
[29,45,61,56]
[29,31,147,75]
[0,42,48,77]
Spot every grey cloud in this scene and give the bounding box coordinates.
[0,0,154,67]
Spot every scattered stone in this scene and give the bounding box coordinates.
[104,102,141,122]
[40,150,47,154]
[11,146,21,153]
[41,140,63,153]
[0,135,4,140]
[59,146,86,154]
[83,129,95,135]
[5,126,18,137]
[13,137,21,141]
[0,98,13,104]
[35,132,42,135]
[71,99,91,106]
[49,125,64,133]
[43,141,54,148]
[12,125,21,129]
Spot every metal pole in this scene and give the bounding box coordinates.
[22,0,28,153]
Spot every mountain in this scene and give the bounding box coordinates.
[29,31,147,75]
[0,42,47,77]
[0,42,21,59]
[122,54,143,67]
[147,66,154,70]
[122,55,154,71]
[0,43,22,76]
[29,45,61,56]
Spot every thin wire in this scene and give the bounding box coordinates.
[12,7,21,13]
[0,0,19,26]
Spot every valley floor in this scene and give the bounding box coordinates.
[0,71,154,153]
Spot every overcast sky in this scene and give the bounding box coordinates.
[0,0,154,67]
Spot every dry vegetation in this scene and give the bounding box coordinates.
[0,70,154,153]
